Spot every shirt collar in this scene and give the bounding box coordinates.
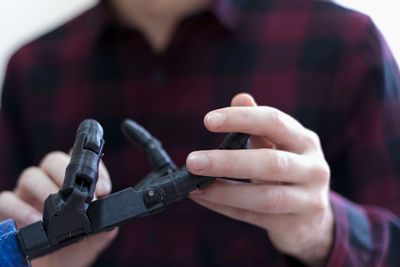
[93,0,260,44]
[96,0,244,33]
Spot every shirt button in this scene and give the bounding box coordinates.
[150,68,167,83]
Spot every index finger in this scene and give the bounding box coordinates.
[204,106,319,153]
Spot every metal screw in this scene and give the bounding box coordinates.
[148,190,155,197]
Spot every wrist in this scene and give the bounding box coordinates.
[297,206,335,267]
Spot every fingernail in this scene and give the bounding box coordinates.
[206,112,226,129]
[28,212,42,224]
[187,152,210,172]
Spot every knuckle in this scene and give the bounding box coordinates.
[310,193,328,213]
[17,167,41,189]
[310,200,325,214]
[0,190,12,203]
[262,190,282,211]
[311,161,330,184]
[269,152,287,176]
[39,151,67,168]
[270,108,286,130]
[303,130,320,148]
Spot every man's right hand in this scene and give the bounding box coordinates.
[0,151,118,267]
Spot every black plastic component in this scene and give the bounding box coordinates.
[88,188,161,231]
[42,119,104,246]
[136,131,250,208]
[17,222,49,259]
[16,119,250,262]
[219,132,250,150]
[121,119,177,175]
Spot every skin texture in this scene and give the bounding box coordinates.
[110,0,210,52]
[107,3,335,264]
[0,151,118,267]
[187,93,334,267]
[0,1,334,265]
[0,94,334,266]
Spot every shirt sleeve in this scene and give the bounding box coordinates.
[324,14,400,266]
[327,191,400,266]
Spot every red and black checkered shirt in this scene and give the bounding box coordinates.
[1,0,400,266]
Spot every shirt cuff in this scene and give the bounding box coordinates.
[326,191,351,266]
[326,191,381,266]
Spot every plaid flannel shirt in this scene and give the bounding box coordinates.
[1,0,400,266]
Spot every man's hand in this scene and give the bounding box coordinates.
[187,93,334,267]
[0,151,118,267]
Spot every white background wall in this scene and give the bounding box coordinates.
[0,0,97,89]
[335,0,400,60]
[0,0,399,89]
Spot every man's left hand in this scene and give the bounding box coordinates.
[186,93,334,267]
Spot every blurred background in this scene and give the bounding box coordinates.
[0,0,399,90]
